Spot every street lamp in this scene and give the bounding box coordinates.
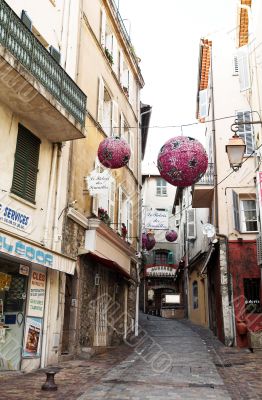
[225,133,246,171]
[226,117,262,171]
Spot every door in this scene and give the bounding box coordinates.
[94,268,108,347]
[61,275,73,354]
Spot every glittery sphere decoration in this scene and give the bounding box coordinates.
[98,137,131,169]
[157,136,208,187]
[145,236,156,251]
[142,233,148,250]
[165,230,178,242]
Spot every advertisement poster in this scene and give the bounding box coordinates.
[28,269,46,318]
[23,317,42,357]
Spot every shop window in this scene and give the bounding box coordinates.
[192,280,198,309]
[244,278,261,313]
[11,124,41,204]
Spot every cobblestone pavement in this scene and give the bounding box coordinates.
[0,314,262,399]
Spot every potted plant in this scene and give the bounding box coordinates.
[98,207,111,226]
[104,48,113,65]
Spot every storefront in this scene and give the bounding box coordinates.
[0,231,76,371]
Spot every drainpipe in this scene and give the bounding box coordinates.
[43,144,58,246]
[52,143,63,252]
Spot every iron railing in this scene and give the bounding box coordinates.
[197,163,214,185]
[0,0,87,126]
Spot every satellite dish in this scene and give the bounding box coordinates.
[202,223,216,238]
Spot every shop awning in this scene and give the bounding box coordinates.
[85,251,130,279]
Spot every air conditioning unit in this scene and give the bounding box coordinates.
[49,46,61,64]
[21,10,32,31]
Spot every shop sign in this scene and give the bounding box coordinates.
[144,210,168,230]
[85,170,110,195]
[28,269,46,318]
[0,203,31,232]
[23,317,42,358]
[146,266,177,276]
[19,265,29,276]
[0,233,76,274]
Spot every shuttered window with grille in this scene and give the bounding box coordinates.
[11,124,40,203]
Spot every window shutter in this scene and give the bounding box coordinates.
[238,48,250,91]
[100,8,106,47]
[112,100,119,136]
[233,55,239,75]
[199,89,209,118]
[92,195,99,215]
[168,251,174,264]
[232,190,240,231]
[119,50,124,84]
[11,125,40,203]
[128,71,133,104]
[97,76,104,125]
[108,178,115,224]
[117,186,123,233]
[127,200,133,242]
[111,34,118,74]
[236,111,254,154]
[187,209,196,239]
[119,112,124,137]
[128,130,135,171]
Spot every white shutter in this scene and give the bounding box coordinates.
[92,195,99,216]
[232,55,239,75]
[119,50,124,84]
[119,112,124,137]
[236,111,254,154]
[112,34,118,74]
[232,190,240,231]
[238,47,250,91]
[108,178,116,224]
[199,89,209,119]
[97,76,104,124]
[128,70,133,104]
[128,130,135,171]
[127,200,133,243]
[112,100,119,136]
[100,8,106,47]
[187,209,196,240]
[118,186,123,233]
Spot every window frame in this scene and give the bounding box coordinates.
[156,178,167,197]
[239,198,258,232]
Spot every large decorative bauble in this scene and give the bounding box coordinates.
[142,233,148,250]
[145,235,156,251]
[157,136,208,187]
[165,230,178,242]
[98,137,131,169]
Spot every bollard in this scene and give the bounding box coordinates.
[41,367,61,391]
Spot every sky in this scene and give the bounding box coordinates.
[119,0,237,170]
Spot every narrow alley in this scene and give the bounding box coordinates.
[1,314,261,400]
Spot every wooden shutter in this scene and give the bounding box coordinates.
[127,199,133,242]
[232,190,240,231]
[128,130,135,171]
[112,34,118,74]
[112,100,119,136]
[236,111,254,154]
[168,251,174,264]
[199,89,209,118]
[238,47,250,91]
[187,209,196,239]
[100,8,106,47]
[117,186,123,233]
[97,76,104,124]
[11,125,40,203]
[108,178,115,224]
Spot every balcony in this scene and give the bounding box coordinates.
[192,163,214,208]
[0,0,87,142]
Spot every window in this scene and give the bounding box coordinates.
[232,192,258,232]
[154,251,168,265]
[187,208,196,239]
[98,77,118,136]
[192,281,198,309]
[156,178,167,196]
[199,89,209,119]
[244,278,261,313]
[123,123,134,171]
[237,47,250,91]
[118,188,133,242]
[236,111,254,154]
[11,124,40,203]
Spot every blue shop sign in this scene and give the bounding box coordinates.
[0,234,53,267]
[0,203,31,231]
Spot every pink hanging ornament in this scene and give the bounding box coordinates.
[165,230,178,242]
[98,137,131,169]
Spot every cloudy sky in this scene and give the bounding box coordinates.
[119,0,237,168]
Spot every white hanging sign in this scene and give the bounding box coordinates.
[144,210,169,230]
[85,170,110,195]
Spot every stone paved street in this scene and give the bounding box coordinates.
[1,314,262,399]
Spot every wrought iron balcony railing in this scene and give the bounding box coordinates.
[0,0,87,126]
[196,163,214,185]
